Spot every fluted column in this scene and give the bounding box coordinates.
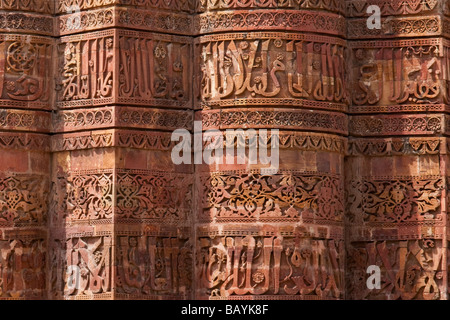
[194,0,348,299]
[0,0,54,300]
[345,0,447,300]
[49,0,195,299]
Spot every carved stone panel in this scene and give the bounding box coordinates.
[115,234,193,299]
[347,239,444,300]
[49,234,112,300]
[197,235,344,299]
[197,33,348,110]
[0,35,53,110]
[57,29,193,109]
[197,172,344,223]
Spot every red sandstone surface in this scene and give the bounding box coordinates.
[0,0,446,300]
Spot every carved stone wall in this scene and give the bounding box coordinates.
[0,0,52,299]
[0,0,447,300]
[195,0,347,299]
[346,0,448,300]
[51,1,195,300]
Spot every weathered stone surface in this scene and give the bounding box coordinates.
[0,0,448,301]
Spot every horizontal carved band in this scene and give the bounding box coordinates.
[51,129,347,153]
[117,107,192,131]
[53,107,114,132]
[0,109,51,133]
[51,131,114,151]
[196,10,345,36]
[348,37,443,49]
[347,15,440,39]
[349,115,443,136]
[349,104,450,114]
[345,0,438,17]
[0,12,54,36]
[198,172,344,223]
[58,7,194,36]
[52,130,175,151]
[200,108,348,135]
[348,224,445,242]
[196,223,343,238]
[56,0,345,14]
[198,0,344,13]
[0,132,49,151]
[53,107,193,133]
[57,0,195,14]
[0,0,53,13]
[347,137,443,156]
[203,130,346,153]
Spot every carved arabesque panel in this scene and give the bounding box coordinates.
[51,170,113,225]
[0,35,53,109]
[198,172,344,223]
[347,177,443,224]
[0,175,49,227]
[116,170,193,223]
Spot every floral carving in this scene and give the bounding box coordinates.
[199,173,344,222]
[347,178,443,223]
[51,171,113,224]
[0,176,48,226]
[116,171,193,221]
